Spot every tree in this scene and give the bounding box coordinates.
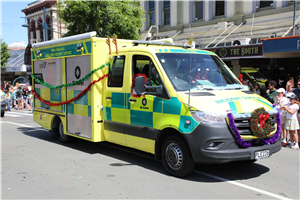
[58,1,145,40]
[1,40,11,69]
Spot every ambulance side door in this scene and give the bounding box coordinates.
[124,53,165,153]
[103,54,127,145]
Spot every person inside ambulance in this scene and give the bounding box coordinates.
[149,64,161,86]
[142,63,161,87]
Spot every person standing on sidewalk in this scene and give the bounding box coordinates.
[16,87,23,110]
[292,79,300,146]
[265,80,277,104]
[283,93,299,150]
[275,88,289,146]
[4,89,11,111]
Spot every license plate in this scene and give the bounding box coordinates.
[255,150,270,160]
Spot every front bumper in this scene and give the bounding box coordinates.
[1,101,6,111]
[183,122,281,164]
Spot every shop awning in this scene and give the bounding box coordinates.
[261,36,300,58]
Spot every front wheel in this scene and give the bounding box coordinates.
[161,135,195,177]
[58,121,71,142]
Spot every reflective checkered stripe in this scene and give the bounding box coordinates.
[103,93,199,134]
[34,88,63,111]
[66,90,91,117]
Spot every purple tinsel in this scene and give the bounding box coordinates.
[227,112,253,148]
[227,104,281,148]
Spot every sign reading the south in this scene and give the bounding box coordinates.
[206,45,263,58]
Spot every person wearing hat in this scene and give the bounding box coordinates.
[253,82,261,96]
[282,93,299,150]
[275,88,289,146]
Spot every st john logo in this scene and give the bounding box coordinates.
[75,66,81,79]
[142,98,147,106]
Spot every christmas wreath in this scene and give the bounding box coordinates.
[250,107,272,138]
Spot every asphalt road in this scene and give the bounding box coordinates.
[1,110,299,199]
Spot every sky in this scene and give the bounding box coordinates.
[1,0,32,45]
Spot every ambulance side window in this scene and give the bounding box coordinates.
[108,56,125,87]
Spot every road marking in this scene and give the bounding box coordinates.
[1,121,48,132]
[194,170,292,200]
[4,114,22,117]
[9,111,33,116]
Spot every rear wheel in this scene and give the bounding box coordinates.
[57,121,71,142]
[161,135,195,177]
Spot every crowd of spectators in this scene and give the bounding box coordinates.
[1,81,33,112]
[242,74,300,150]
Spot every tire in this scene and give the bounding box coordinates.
[1,111,4,117]
[161,135,195,177]
[57,121,71,142]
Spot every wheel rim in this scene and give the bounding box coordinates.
[165,142,183,170]
[59,122,65,140]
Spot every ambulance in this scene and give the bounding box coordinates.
[31,32,281,177]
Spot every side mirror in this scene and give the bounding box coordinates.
[132,76,146,96]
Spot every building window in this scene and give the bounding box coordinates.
[195,1,203,20]
[163,1,170,26]
[149,1,155,27]
[259,1,273,8]
[31,21,36,39]
[215,1,225,16]
[39,19,44,41]
[235,0,242,14]
[46,17,52,40]
[177,1,182,24]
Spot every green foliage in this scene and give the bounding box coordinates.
[58,1,145,40]
[1,40,11,69]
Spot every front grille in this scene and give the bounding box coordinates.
[233,114,277,143]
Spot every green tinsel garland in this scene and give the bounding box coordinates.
[31,62,110,89]
[250,107,272,139]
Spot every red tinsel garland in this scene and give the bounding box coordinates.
[131,73,147,98]
[32,74,108,106]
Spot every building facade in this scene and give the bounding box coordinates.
[140,0,300,84]
[3,0,68,86]
[22,0,67,44]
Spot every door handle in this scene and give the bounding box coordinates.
[106,97,112,100]
[129,99,137,102]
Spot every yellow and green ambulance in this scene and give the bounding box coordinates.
[31,32,281,177]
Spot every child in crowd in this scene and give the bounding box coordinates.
[283,93,299,150]
[275,88,289,147]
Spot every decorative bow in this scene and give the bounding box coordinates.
[259,113,269,129]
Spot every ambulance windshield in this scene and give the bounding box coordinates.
[156,53,242,91]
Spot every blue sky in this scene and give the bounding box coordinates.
[1,0,32,45]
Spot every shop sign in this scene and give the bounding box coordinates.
[206,45,263,58]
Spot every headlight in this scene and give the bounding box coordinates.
[1,95,5,101]
[190,110,226,124]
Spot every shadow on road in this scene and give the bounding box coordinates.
[19,127,270,182]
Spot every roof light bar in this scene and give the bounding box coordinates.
[132,41,192,48]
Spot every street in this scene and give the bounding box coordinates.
[1,110,299,199]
